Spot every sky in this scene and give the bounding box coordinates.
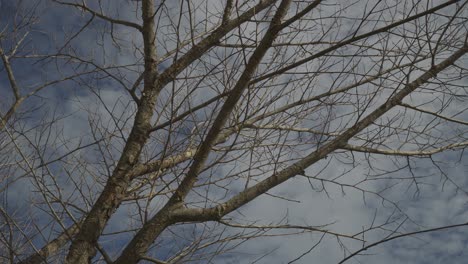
[1,0,468,263]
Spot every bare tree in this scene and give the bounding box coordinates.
[1,0,468,263]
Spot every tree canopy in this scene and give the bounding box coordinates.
[1,0,468,263]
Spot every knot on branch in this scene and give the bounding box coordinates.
[215,204,227,219]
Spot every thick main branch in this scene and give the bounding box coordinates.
[172,42,468,222]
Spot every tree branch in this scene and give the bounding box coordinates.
[113,1,294,262]
[171,41,468,222]
[341,142,468,157]
[251,0,460,84]
[52,0,143,31]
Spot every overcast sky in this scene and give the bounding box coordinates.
[1,1,468,263]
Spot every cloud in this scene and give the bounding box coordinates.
[1,1,468,263]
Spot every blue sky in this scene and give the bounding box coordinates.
[1,1,468,263]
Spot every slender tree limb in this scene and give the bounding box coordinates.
[218,220,363,241]
[400,102,468,126]
[341,142,468,157]
[338,222,468,264]
[52,0,143,31]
